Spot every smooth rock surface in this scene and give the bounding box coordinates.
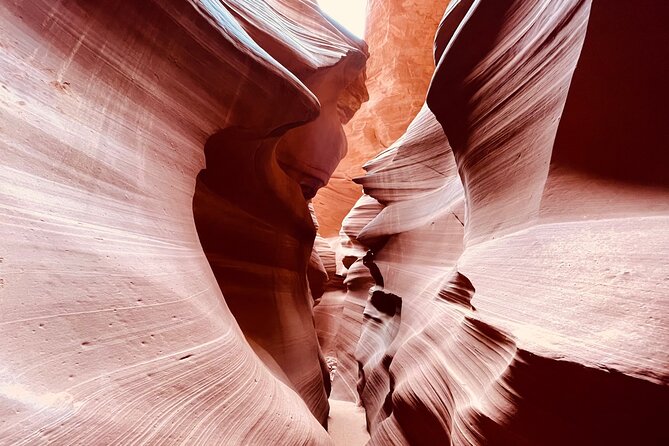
[2,0,668,445]
[334,0,669,444]
[0,0,366,443]
[327,399,370,446]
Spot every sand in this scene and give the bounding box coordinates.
[328,399,370,445]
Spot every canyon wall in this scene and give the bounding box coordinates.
[313,0,451,236]
[312,0,453,405]
[0,0,366,443]
[2,0,668,444]
[335,0,669,444]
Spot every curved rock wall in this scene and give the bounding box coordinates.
[2,0,668,444]
[311,0,453,406]
[339,0,669,444]
[192,0,368,425]
[0,0,366,443]
[313,0,451,236]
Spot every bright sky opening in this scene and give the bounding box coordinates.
[319,0,367,38]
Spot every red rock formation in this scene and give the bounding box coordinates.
[338,0,669,444]
[3,0,668,444]
[0,0,365,443]
[192,0,368,426]
[311,0,454,407]
[313,0,451,236]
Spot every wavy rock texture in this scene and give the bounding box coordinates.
[3,0,668,444]
[311,0,454,406]
[313,0,451,236]
[338,0,669,445]
[0,0,366,443]
[192,0,368,426]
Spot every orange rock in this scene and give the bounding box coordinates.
[313,0,452,236]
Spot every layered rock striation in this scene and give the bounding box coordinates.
[333,0,669,444]
[192,0,368,426]
[2,0,668,444]
[0,0,366,443]
[313,0,451,236]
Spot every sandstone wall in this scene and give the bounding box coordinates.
[313,0,451,236]
[336,0,669,444]
[0,0,366,443]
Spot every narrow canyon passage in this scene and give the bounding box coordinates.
[1,1,668,446]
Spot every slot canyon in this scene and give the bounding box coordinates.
[1,0,668,444]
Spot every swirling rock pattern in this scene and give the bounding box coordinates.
[312,0,455,407]
[338,0,669,445]
[192,0,368,425]
[2,0,668,444]
[0,0,365,444]
[313,0,452,236]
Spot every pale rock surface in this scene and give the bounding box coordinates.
[335,0,669,444]
[2,0,668,445]
[0,0,366,443]
[327,400,370,446]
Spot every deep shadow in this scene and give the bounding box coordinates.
[551,0,669,185]
[480,350,669,445]
[192,128,331,425]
